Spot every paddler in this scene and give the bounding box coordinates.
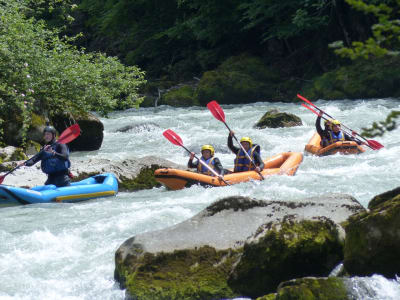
[23,125,71,187]
[228,131,264,173]
[188,145,224,178]
[316,115,362,146]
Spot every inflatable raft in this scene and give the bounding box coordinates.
[154,152,303,190]
[0,173,118,205]
[305,133,365,156]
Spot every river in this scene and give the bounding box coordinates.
[1,99,400,299]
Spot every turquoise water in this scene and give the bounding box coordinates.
[1,99,400,299]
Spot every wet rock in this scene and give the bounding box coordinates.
[161,85,199,107]
[51,112,104,151]
[114,194,364,299]
[115,122,160,133]
[1,155,184,191]
[0,146,27,166]
[343,186,400,278]
[256,277,351,300]
[254,109,302,129]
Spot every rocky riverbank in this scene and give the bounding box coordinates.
[114,186,400,299]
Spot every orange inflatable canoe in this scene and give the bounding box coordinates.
[154,152,303,190]
[305,132,365,156]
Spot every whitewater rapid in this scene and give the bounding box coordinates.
[1,99,399,299]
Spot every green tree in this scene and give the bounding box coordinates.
[0,0,145,145]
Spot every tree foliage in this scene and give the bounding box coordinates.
[0,0,145,143]
[362,110,400,137]
[331,0,400,59]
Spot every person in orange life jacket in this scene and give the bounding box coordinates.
[24,125,71,187]
[188,145,224,179]
[316,115,362,146]
[227,131,264,173]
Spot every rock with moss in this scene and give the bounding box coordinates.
[51,112,104,151]
[114,194,364,299]
[343,186,400,278]
[160,85,199,107]
[254,109,302,129]
[195,54,286,105]
[2,155,184,191]
[0,146,28,163]
[271,277,351,300]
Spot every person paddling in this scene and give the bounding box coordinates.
[24,125,71,187]
[228,131,264,173]
[188,145,224,178]
[316,115,362,146]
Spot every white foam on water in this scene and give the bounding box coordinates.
[1,99,400,299]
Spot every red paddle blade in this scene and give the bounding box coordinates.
[57,123,81,144]
[367,139,384,150]
[0,175,5,184]
[207,100,225,122]
[302,103,320,116]
[163,129,183,146]
[297,94,315,107]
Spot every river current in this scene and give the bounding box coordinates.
[1,99,400,299]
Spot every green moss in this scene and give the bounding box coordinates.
[368,186,400,209]
[229,219,343,297]
[303,56,400,100]
[8,148,28,161]
[119,165,162,192]
[117,246,241,300]
[344,192,400,277]
[161,85,199,107]
[30,113,45,127]
[276,277,349,300]
[257,294,276,300]
[255,109,302,129]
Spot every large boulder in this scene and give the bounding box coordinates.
[160,84,199,107]
[51,113,104,151]
[114,194,364,299]
[343,186,400,278]
[1,155,184,191]
[254,109,302,129]
[2,113,46,146]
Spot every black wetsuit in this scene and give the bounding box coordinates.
[26,141,71,187]
[227,135,264,171]
[188,157,224,175]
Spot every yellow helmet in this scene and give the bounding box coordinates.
[240,137,253,148]
[331,119,341,126]
[201,144,214,156]
[324,119,333,128]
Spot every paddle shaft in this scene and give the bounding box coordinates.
[222,122,264,180]
[298,94,376,145]
[302,103,373,149]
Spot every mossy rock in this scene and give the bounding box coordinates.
[195,54,284,105]
[229,218,343,297]
[256,294,276,300]
[302,56,400,100]
[119,165,162,192]
[24,140,42,156]
[255,109,303,129]
[273,277,350,300]
[161,85,199,107]
[115,245,240,300]
[0,146,28,162]
[343,186,400,278]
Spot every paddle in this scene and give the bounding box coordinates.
[163,129,231,186]
[298,94,384,150]
[0,123,81,184]
[207,100,264,180]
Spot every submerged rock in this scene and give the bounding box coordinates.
[114,194,364,299]
[254,109,302,129]
[256,277,351,300]
[343,186,400,278]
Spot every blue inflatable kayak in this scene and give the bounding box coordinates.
[0,173,118,205]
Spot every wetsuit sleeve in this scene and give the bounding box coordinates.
[228,135,240,154]
[188,158,198,169]
[54,143,69,160]
[316,116,324,136]
[24,152,42,166]
[213,158,224,175]
[253,151,264,171]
